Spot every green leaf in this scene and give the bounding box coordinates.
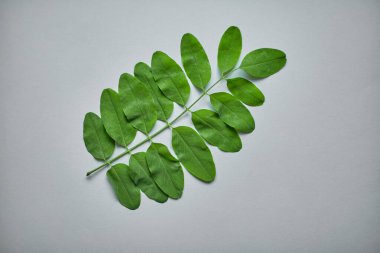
[191,109,242,152]
[83,26,290,209]
[134,62,174,121]
[107,163,141,210]
[151,51,190,106]
[217,26,242,75]
[146,143,184,199]
[240,48,286,78]
[210,92,255,133]
[227,77,265,106]
[83,112,115,160]
[129,152,168,203]
[119,73,157,134]
[180,33,211,90]
[100,88,136,147]
[172,126,216,182]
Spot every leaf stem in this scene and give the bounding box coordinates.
[86,69,237,176]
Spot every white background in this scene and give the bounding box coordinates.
[1,0,379,252]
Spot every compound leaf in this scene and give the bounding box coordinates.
[227,77,265,106]
[83,112,115,160]
[191,109,242,152]
[134,62,174,121]
[107,163,141,210]
[146,143,184,199]
[180,33,211,90]
[129,152,168,203]
[218,26,242,75]
[119,73,157,134]
[83,26,288,210]
[172,126,216,182]
[210,92,255,133]
[100,88,136,147]
[240,48,286,78]
[151,51,190,106]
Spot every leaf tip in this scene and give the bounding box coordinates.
[226,25,241,35]
[101,87,114,97]
[152,50,164,57]
[181,32,193,39]
[228,25,240,30]
[134,61,147,69]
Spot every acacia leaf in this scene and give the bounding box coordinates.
[146,143,184,199]
[100,88,136,147]
[180,33,211,90]
[172,126,216,182]
[107,163,141,210]
[227,77,265,106]
[240,48,286,78]
[217,26,242,74]
[191,109,242,152]
[119,73,157,134]
[83,112,115,160]
[129,152,168,203]
[134,62,174,121]
[210,92,255,133]
[83,26,289,210]
[151,51,190,106]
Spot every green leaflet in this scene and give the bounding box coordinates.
[83,112,115,160]
[146,143,184,199]
[227,77,265,106]
[129,152,168,203]
[240,48,287,78]
[210,92,255,133]
[151,51,190,106]
[100,88,136,147]
[172,126,216,182]
[191,109,242,152]
[119,73,157,134]
[107,163,141,210]
[134,62,174,121]
[180,33,211,90]
[217,26,242,75]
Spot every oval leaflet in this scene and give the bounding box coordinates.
[107,163,141,210]
[227,77,265,106]
[218,26,242,74]
[129,152,168,203]
[172,126,216,182]
[146,143,184,199]
[83,112,115,160]
[210,92,255,133]
[134,62,174,121]
[192,109,242,152]
[180,33,211,90]
[151,51,190,106]
[240,48,286,78]
[119,73,157,134]
[100,88,136,147]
